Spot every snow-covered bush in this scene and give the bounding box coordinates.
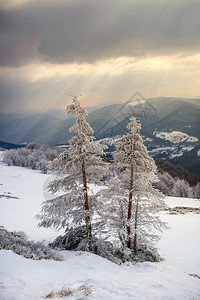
[3,143,63,173]
[0,226,62,261]
[50,226,161,264]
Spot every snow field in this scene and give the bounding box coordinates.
[0,155,200,299]
[0,249,199,300]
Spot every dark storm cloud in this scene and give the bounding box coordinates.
[1,0,200,67]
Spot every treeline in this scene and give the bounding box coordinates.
[155,172,200,199]
[3,142,64,174]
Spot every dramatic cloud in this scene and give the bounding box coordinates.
[1,54,200,112]
[0,0,200,112]
[1,0,200,66]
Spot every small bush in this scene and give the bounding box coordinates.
[0,226,62,261]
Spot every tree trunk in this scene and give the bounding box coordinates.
[120,203,126,249]
[82,158,92,239]
[134,196,139,253]
[127,164,134,248]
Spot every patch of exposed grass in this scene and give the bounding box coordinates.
[77,283,93,296]
[44,283,93,298]
[45,291,55,299]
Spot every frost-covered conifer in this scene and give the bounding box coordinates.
[96,173,128,249]
[107,117,167,251]
[130,171,167,252]
[37,95,107,240]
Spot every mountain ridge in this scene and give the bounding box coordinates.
[0,97,199,173]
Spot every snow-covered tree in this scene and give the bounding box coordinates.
[105,117,167,251]
[155,172,176,196]
[96,173,128,249]
[171,179,194,198]
[130,171,166,252]
[98,171,166,255]
[194,183,200,199]
[37,95,107,241]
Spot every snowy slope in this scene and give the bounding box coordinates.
[0,159,64,242]
[0,154,200,299]
[153,131,198,144]
[1,249,199,300]
[150,130,199,160]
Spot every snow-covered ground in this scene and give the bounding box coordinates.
[153,131,198,143]
[149,145,196,160]
[0,153,200,300]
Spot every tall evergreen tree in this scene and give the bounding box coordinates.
[130,171,166,252]
[97,170,166,254]
[96,173,128,249]
[37,95,107,241]
[112,117,166,250]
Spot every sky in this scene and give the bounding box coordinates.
[0,0,200,113]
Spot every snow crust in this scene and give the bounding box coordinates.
[0,155,200,299]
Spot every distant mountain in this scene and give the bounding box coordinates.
[0,114,64,144]
[0,141,25,150]
[0,97,199,173]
